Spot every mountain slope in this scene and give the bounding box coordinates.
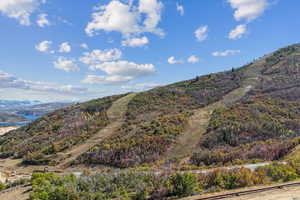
[1,44,300,168]
[0,94,126,164]
[57,93,136,168]
[191,44,300,166]
[79,43,300,168]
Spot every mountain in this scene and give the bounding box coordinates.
[0,112,26,123]
[12,102,73,116]
[1,44,300,168]
[0,102,73,127]
[0,100,41,109]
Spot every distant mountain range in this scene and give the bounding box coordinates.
[0,100,73,125]
[0,100,41,108]
[0,112,26,123]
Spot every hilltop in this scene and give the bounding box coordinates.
[1,43,300,169]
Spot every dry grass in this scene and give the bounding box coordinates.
[56,93,136,168]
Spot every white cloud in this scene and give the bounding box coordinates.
[53,57,79,72]
[0,71,87,95]
[212,50,241,57]
[85,0,164,38]
[80,47,153,85]
[228,24,247,40]
[187,55,199,63]
[83,60,156,85]
[89,61,155,77]
[30,84,87,94]
[80,48,122,64]
[195,25,208,41]
[0,0,46,25]
[80,43,89,49]
[35,40,54,53]
[122,82,161,90]
[176,3,184,16]
[82,75,133,85]
[85,0,138,36]
[139,0,163,34]
[227,0,269,22]
[37,13,50,27]
[167,56,184,64]
[122,36,149,47]
[59,42,72,53]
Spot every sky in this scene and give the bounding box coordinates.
[0,0,299,102]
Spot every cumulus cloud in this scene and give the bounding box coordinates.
[53,57,79,72]
[0,71,87,95]
[187,55,199,63]
[37,13,50,27]
[195,25,208,41]
[0,0,46,25]
[139,0,163,34]
[80,43,89,49]
[227,0,269,22]
[167,56,184,64]
[212,50,241,56]
[122,82,161,90]
[35,40,54,53]
[228,24,247,39]
[89,61,155,77]
[227,0,269,39]
[80,47,154,85]
[80,48,122,64]
[83,61,156,85]
[122,36,149,47]
[82,75,133,85]
[85,0,164,38]
[59,42,72,53]
[176,3,184,16]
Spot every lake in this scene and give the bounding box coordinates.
[0,114,40,127]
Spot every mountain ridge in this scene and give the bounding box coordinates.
[1,43,300,169]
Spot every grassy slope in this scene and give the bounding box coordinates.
[57,93,136,168]
[191,44,300,166]
[79,69,245,167]
[0,94,126,164]
[80,44,300,168]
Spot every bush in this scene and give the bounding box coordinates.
[170,173,198,197]
[0,182,6,191]
[23,152,51,165]
[257,164,299,182]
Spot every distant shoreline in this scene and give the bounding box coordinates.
[0,126,19,135]
[0,114,39,127]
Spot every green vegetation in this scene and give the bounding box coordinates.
[0,94,126,164]
[79,113,191,167]
[29,163,300,200]
[79,70,244,167]
[192,95,300,166]
[0,178,30,192]
[170,173,198,197]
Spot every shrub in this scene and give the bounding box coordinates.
[169,173,198,197]
[0,182,6,191]
[23,152,51,165]
[257,164,299,182]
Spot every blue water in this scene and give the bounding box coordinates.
[0,114,40,127]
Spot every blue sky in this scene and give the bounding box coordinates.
[0,0,299,102]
